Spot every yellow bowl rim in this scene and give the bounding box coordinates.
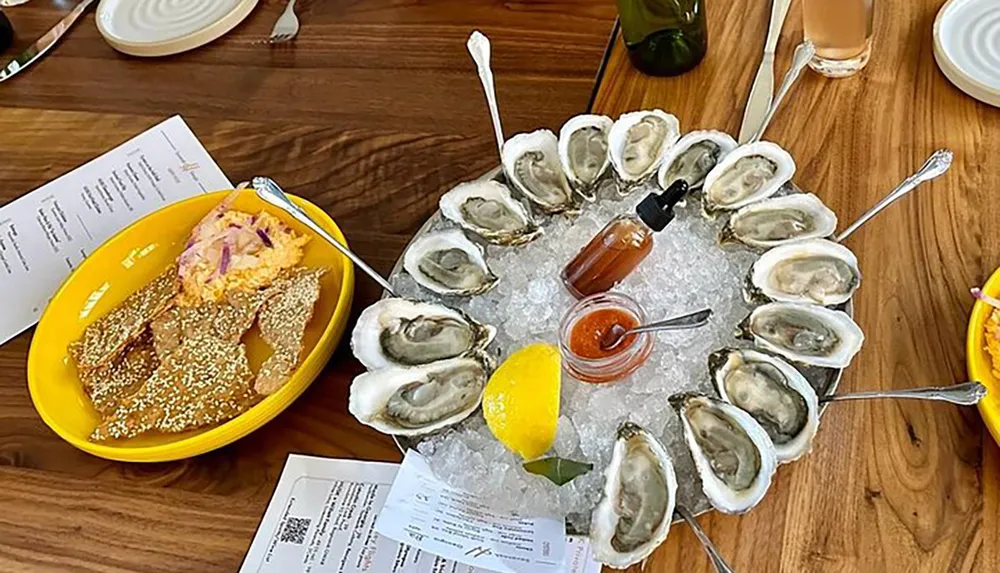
[26,190,355,462]
[967,265,1000,444]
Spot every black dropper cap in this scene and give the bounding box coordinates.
[635,180,689,232]
[0,11,12,55]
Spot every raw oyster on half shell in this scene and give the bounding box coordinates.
[657,130,737,190]
[672,393,777,514]
[348,355,493,436]
[590,422,677,569]
[351,298,497,370]
[709,348,819,463]
[737,302,864,369]
[439,180,541,246]
[502,129,577,214]
[608,110,681,189]
[746,239,861,306]
[720,193,838,249]
[402,229,498,296]
[559,114,613,201]
[702,141,795,216]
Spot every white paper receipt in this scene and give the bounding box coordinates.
[240,453,602,573]
[0,115,231,346]
[376,451,568,573]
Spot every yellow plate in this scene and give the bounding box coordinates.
[27,190,355,462]
[967,266,1000,444]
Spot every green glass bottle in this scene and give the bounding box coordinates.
[616,0,708,77]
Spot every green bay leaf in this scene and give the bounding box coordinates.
[523,457,594,486]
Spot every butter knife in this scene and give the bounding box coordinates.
[737,0,793,143]
[0,0,97,84]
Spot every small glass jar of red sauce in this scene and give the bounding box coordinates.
[559,292,653,384]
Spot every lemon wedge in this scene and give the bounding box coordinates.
[483,343,561,460]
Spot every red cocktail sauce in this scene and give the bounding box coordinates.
[569,307,640,359]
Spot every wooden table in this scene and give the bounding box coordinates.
[0,0,997,571]
[591,0,1000,571]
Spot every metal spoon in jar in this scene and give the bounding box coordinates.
[819,381,987,406]
[600,308,713,351]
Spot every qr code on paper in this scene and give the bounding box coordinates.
[279,517,311,545]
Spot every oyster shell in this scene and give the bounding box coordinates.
[746,239,861,306]
[702,142,796,216]
[657,130,737,190]
[608,110,681,188]
[501,129,577,214]
[737,302,864,369]
[709,348,819,463]
[351,298,497,370]
[439,180,542,246]
[559,114,613,201]
[402,229,498,296]
[590,421,677,569]
[348,355,492,436]
[720,193,838,249]
[672,394,777,514]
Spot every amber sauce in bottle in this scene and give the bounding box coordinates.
[561,180,689,299]
[561,216,654,298]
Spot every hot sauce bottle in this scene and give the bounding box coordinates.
[562,180,688,298]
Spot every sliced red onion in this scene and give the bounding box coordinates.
[256,228,273,247]
[220,244,232,274]
[971,287,1000,309]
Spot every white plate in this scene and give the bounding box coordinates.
[934,0,1000,107]
[97,0,258,57]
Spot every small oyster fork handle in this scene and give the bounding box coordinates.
[467,31,506,160]
[819,381,987,406]
[833,149,953,243]
[675,506,736,573]
[251,177,399,296]
[748,40,815,144]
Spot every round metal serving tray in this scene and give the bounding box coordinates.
[381,167,849,528]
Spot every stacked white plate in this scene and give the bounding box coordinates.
[97,0,258,57]
[934,0,1000,107]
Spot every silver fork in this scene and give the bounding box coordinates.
[268,0,299,44]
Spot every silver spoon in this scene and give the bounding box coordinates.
[748,41,816,144]
[833,149,953,243]
[600,308,712,350]
[467,30,506,160]
[251,176,399,296]
[675,506,736,573]
[819,381,987,406]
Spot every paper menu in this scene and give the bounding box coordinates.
[0,115,231,346]
[375,451,568,573]
[240,454,602,573]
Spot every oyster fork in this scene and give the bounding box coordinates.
[268,0,299,44]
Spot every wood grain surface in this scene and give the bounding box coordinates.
[0,0,614,571]
[591,0,999,572]
[0,0,997,571]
